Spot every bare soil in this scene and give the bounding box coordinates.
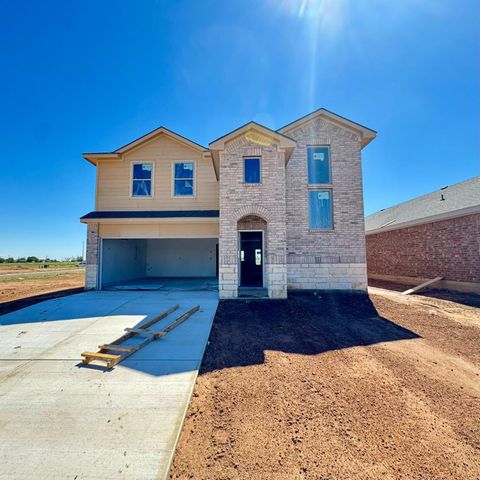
[170,289,480,480]
[368,278,480,308]
[0,272,85,316]
[0,261,80,274]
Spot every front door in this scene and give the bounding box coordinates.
[240,231,263,287]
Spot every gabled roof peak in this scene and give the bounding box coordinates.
[277,107,376,148]
[114,125,207,154]
[83,108,377,166]
[209,120,296,149]
[83,125,207,164]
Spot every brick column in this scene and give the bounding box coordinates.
[85,223,99,290]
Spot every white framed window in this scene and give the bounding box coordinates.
[131,163,153,197]
[173,161,195,196]
[307,146,331,184]
[308,189,333,229]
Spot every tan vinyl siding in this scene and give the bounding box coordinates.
[96,133,218,210]
[99,222,219,239]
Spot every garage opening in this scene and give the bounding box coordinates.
[100,238,218,289]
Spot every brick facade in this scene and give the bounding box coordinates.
[83,111,372,296]
[366,213,480,283]
[283,117,367,290]
[215,117,368,298]
[218,137,288,298]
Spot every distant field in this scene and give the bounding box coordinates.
[0,262,83,275]
[0,271,85,315]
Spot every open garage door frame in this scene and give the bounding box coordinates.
[99,237,219,290]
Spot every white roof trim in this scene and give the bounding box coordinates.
[82,153,121,165]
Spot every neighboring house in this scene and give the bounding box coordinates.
[365,176,480,293]
[80,108,376,299]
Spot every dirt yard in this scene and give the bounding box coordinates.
[0,261,80,274]
[170,289,480,480]
[0,272,85,316]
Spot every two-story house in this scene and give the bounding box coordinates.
[80,108,376,298]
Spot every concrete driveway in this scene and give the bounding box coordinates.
[0,289,218,480]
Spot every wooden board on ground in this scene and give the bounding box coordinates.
[81,304,200,369]
[402,276,443,295]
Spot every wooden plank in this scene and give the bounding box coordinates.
[98,344,136,352]
[81,352,120,361]
[124,328,167,338]
[81,351,122,368]
[402,276,443,295]
[124,328,155,335]
[163,305,201,333]
[104,336,155,365]
[140,304,181,329]
[108,304,180,346]
[81,304,200,369]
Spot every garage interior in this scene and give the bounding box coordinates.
[100,238,218,289]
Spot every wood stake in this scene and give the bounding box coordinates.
[402,276,443,295]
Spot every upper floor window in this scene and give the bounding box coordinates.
[307,146,331,184]
[174,162,194,196]
[308,190,333,229]
[244,157,261,184]
[132,163,153,197]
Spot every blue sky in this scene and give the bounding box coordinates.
[0,0,478,258]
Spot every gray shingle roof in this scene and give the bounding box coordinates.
[365,176,480,233]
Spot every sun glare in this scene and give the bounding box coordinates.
[277,0,345,25]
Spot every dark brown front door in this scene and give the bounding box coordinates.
[240,231,263,287]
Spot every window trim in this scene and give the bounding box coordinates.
[308,188,334,231]
[243,156,262,185]
[307,145,332,186]
[171,160,196,197]
[130,161,154,198]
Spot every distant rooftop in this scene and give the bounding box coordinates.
[365,176,480,233]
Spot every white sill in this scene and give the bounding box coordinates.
[308,228,334,233]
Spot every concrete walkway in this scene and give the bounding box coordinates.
[0,289,218,479]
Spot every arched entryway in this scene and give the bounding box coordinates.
[237,215,267,288]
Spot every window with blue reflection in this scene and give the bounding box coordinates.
[308,190,333,229]
[174,162,194,196]
[307,146,330,184]
[132,163,152,196]
[244,157,261,184]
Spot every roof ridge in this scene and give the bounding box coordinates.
[366,176,480,219]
